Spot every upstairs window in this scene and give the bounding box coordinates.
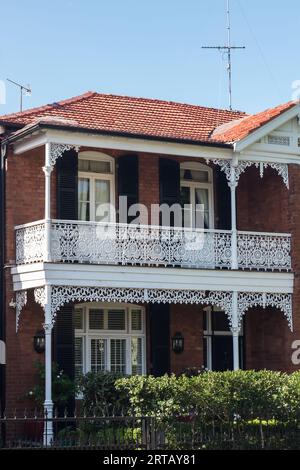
[78,151,115,222]
[180,162,214,229]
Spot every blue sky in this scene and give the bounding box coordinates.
[0,0,299,115]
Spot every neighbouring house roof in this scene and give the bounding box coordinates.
[0,91,298,146]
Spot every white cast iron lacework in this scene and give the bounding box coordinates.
[207,158,289,188]
[31,287,293,332]
[50,221,232,269]
[15,221,45,264]
[237,292,293,331]
[16,290,27,332]
[34,286,46,309]
[207,159,254,183]
[237,232,291,271]
[207,159,232,181]
[15,220,291,271]
[146,289,206,305]
[49,143,80,168]
[33,286,234,327]
[259,162,289,189]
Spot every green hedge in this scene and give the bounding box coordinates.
[77,370,300,424]
[114,370,300,423]
[76,370,300,449]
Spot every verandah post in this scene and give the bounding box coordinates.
[229,162,238,270]
[43,284,53,445]
[43,143,52,262]
[231,291,240,371]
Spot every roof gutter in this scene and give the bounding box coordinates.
[2,122,233,150]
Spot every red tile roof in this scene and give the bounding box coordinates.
[0,91,298,145]
[212,101,298,143]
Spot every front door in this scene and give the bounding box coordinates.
[212,336,233,371]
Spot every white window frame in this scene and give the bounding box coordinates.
[78,151,116,222]
[180,162,214,229]
[75,302,146,376]
[203,306,243,371]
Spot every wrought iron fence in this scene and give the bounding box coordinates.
[1,411,299,450]
[0,411,155,450]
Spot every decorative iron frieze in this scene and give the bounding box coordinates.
[49,143,80,168]
[16,290,27,332]
[237,292,293,331]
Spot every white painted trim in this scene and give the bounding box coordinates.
[13,128,233,160]
[234,104,300,152]
[11,262,294,294]
[12,127,300,166]
[79,150,115,166]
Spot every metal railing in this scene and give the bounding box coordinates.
[1,411,299,450]
[15,219,292,271]
[0,412,155,450]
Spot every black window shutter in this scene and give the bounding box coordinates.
[150,303,170,376]
[56,149,78,220]
[159,158,180,206]
[215,167,231,230]
[118,154,139,223]
[159,158,180,226]
[55,150,78,411]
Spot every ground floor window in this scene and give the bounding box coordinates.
[203,307,244,371]
[74,303,146,378]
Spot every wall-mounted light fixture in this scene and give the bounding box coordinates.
[172,332,184,354]
[33,330,45,354]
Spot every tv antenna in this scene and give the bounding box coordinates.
[6,78,31,112]
[202,0,245,110]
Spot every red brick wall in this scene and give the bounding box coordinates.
[244,307,291,371]
[138,154,160,224]
[170,304,204,375]
[237,165,289,233]
[5,283,44,412]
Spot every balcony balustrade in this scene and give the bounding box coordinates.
[15,220,292,272]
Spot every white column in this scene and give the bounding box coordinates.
[43,285,53,446]
[231,291,240,371]
[43,143,52,262]
[229,164,238,270]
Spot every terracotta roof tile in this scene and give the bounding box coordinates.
[0,91,297,145]
[212,101,298,143]
[0,91,246,144]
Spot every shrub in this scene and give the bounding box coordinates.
[26,361,75,409]
[115,370,300,424]
[77,371,130,416]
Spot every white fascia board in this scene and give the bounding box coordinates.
[238,150,300,165]
[12,128,233,160]
[234,104,300,153]
[13,132,47,155]
[11,263,294,294]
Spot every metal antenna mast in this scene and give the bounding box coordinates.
[6,78,31,112]
[202,0,245,110]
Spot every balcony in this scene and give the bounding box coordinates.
[15,220,292,272]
